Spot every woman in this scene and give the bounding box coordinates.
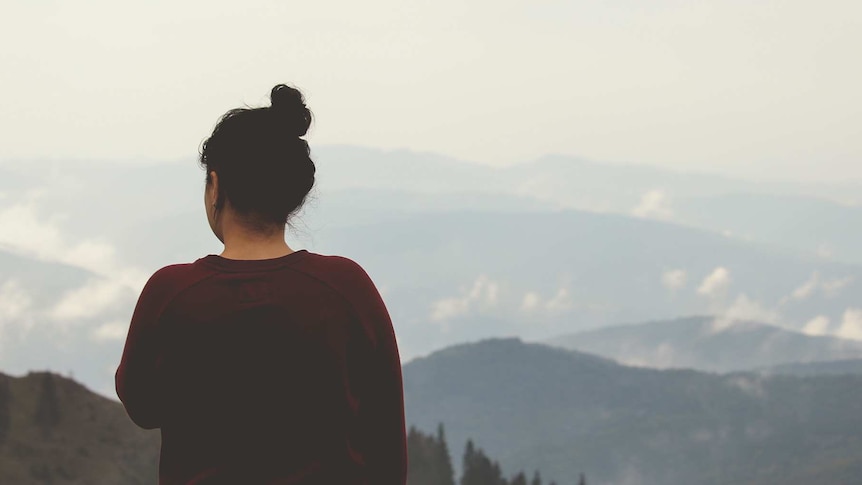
[115,84,408,484]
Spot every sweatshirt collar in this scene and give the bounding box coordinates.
[198,249,310,272]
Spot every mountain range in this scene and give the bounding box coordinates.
[542,316,862,372]
[403,337,862,485]
[5,334,862,485]
[1,147,861,397]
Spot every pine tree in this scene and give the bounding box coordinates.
[510,471,528,485]
[407,425,457,485]
[0,376,10,443]
[407,427,430,484]
[461,439,508,485]
[437,423,456,485]
[33,373,61,438]
[460,439,478,485]
[492,462,508,485]
[531,470,542,485]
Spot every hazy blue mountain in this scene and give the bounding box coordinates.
[302,186,559,228]
[0,248,94,304]
[541,316,862,372]
[4,146,862,269]
[312,145,509,193]
[311,210,862,358]
[756,358,862,376]
[403,337,862,485]
[3,148,862,396]
[675,192,862,265]
[9,202,862,396]
[499,154,758,212]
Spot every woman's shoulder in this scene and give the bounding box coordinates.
[299,252,381,295]
[143,262,195,286]
[305,251,367,275]
[138,260,217,298]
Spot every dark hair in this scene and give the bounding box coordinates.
[199,84,316,234]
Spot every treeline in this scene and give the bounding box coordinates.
[408,423,586,485]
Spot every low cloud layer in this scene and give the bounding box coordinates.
[0,278,31,322]
[788,272,854,302]
[799,309,862,341]
[632,189,673,221]
[0,196,149,291]
[697,267,731,297]
[429,274,500,324]
[802,315,831,336]
[710,294,781,333]
[662,269,687,292]
[836,308,862,341]
[0,278,35,346]
[520,286,573,314]
[91,321,129,343]
[50,278,132,324]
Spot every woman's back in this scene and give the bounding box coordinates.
[117,250,407,484]
[115,83,407,484]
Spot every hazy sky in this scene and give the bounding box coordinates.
[1,0,860,182]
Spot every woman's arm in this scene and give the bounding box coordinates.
[350,263,408,485]
[115,267,175,430]
[364,303,408,485]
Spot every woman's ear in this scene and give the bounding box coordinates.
[210,171,219,207]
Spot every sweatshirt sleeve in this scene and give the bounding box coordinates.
[115,266,177,429]
[349,262,408,484]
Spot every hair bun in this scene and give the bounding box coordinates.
[270,84,312,137]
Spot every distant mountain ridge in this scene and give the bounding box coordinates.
[403,337,862,485]
[541,316,862,372]
[3,146,862,397]
[756,358,862,376]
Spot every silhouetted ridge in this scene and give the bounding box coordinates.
[0,370,159,484]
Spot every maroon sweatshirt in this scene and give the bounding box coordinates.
[115,249,408,484]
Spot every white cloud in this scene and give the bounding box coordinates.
[0,201,65,256]
[710,294,780,333]
[0,200,149,289]
[521,291,541,311]
[836,308,862,341]
[545,287,573,313]
[0,278,32,322]
[791,272,820,300]
[821,276,854,297]
[816,243,833,260]
[620,342,677,369]
[697,267,731,297]
[50,278,130,323]
[429,298,469,323]
[788,272,854,302]
[632,189,673,220]
[91,321,129,342]
[725,294,780,324]
[661,269,687,292]
[518,286,573,314]
[0,278,35,345]
[429,274,500,323]
[467,275,499,305]
[726,375,766,399]
[801,315,831,336]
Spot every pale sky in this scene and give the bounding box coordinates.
[1,0,860,182]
